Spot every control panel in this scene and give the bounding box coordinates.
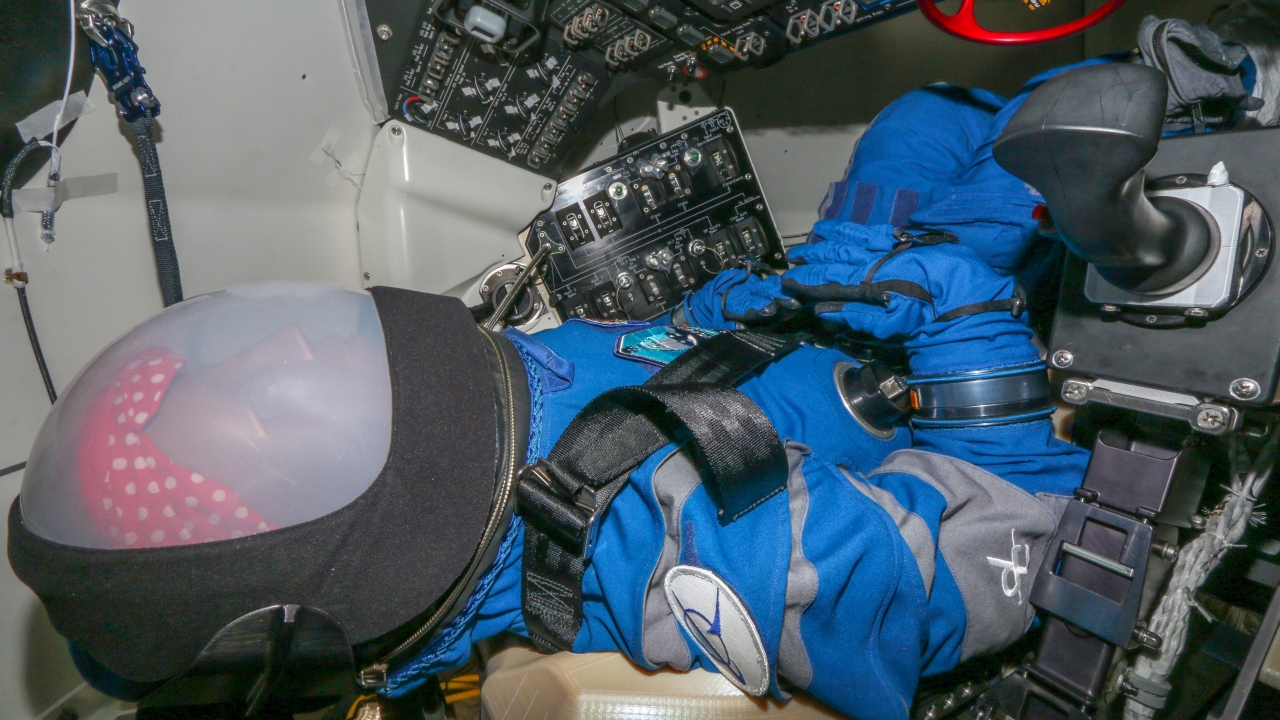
[527,108,784,321]
[387,14,609,175]
[367,0,916,177]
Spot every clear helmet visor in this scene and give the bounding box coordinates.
[19,282,392,549]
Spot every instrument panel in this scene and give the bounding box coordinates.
[527,108,785,321]
[366,0,917,176]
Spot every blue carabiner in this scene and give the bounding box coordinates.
[86,24,160,123]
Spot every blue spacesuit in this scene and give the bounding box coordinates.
[14,15,1273,720]
[816,58,1125,281]
[384,217,1090,720]
[365,57,1134,720]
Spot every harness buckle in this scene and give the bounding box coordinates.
[516,460,603,559]
[357,663,388,690]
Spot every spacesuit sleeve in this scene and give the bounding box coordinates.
[846,420,1088,675]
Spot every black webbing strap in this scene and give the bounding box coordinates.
[127,110,182,306]
[803,279,932,311]
[934,285,1027,323]
[787,228,1027,325]
[648,330,795,384]
[519,330,800,652]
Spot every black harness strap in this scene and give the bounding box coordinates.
[934,285,1027,324]
[788,228,1027,324]
[802,278,933,310]
[519,330,800,652]
[128,110,182,307]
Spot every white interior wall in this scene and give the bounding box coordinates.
[0,1,1229,718]
[1,0,378,469]
[1,2,377,718]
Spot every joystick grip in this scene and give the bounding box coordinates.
[995,64,1212,294]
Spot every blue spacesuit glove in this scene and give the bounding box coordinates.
[663,264,798,330]
[784,221,1036,377]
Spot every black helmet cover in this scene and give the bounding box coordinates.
[8,285,523,683]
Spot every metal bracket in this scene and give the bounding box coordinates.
[977,672,1091,720]
[1031,500,1154,648]
[1060,377,1240,435]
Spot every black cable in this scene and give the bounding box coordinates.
[17,287,56,403]
[0,462,26,479]
[2,139,43,218]
[5,140,58,404]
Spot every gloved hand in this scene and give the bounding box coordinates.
[782,221,1036,378]
[1137,15,1263,132]
[664,262,797,330]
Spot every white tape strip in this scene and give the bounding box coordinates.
[15,91,97,142]
[11,174,118,213]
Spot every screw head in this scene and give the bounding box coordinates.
[543,182,555,192]
[390,125,402,136]
[1191,514,1207,529]
[1051,350,1074,369]
[1231,378,1261,400]
[1146,315,1159,324]
[376,23,393,41]
[1175,175,1187,185]
[363,271,371,280]
[1195,407,1227,430]
[1257,247,1269,258]
[1061,381,1088,403]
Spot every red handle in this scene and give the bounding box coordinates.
[917,0,1128,45]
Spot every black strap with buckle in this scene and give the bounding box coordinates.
[787,227,1028,323]
[518,330,801,652]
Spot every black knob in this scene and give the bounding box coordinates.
[994,64,1215,294]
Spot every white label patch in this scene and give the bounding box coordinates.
[986,528,1031,605]
[664,565,769,696]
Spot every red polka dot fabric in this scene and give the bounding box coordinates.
[77,349,270,547]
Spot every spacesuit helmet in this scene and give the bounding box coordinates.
[7,282,526,702]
